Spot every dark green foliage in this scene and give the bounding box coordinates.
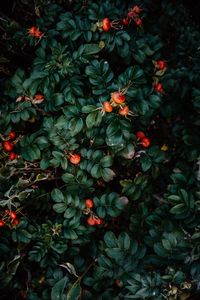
[0,0,200,299]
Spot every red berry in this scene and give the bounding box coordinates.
[102,18,111,32]
[9,152,17,160]
[87,217,96,226]
[135,18,142,26]
[0,220,5,227]
[3,141,14,152]
[9,131,16,139]
[69,154,81,165]
[35,94,44,100]
[118,105,130,116]
[95,218,103,225]
[154,83,163,93]
[85,199,94,208]
[132,5,142,14]
[13,219,19,226]
[103,101,113,112]
[28,26,37,36]
[141,137,151,148]
[34,30,43,38]
[122,18,129,26]
[136,131,146,140]
[155,60,167,70]
[111,91,126,104]
[9,211,17,219]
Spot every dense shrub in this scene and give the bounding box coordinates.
[0,1,200,299]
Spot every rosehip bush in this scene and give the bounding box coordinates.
[0,0,200,299]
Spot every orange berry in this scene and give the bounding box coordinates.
[141,137,151,148]
[155,60,167,70]
[136,131,146,140]
[95,218,103,225]
[9,211,17,219]
[85,199,94,208]
[3,141,14,152]
[111,91,126,104]
[132,5,142,14]
[9,131,16,139]
[0,220,5,227]
[9,152,17,160]
[28,26,37,36]
[103,101,113,112]
[69,154,81,165]
[118,105,130,116]
[35,94,44,100]
[102,18,111,31]
[87,217,96,226]
[135,18,142,26]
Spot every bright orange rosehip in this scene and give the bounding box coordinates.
[87,217,96,226]
[118,105,130,116]
[3,141,14,152]
[95,218,103,225]
[69,154,81,165]
[141,137,151,148]
[9,131,16,139]
[103,101,113,112]
[85,199,94,208]
[111,91,126,104]
[9,152,17,160]
[102,18,111,31]
[154,83,163,93]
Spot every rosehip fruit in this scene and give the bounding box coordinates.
[9,152,17,160]
[111,91,126,104]
[13,219,19,226]
[3,141,14,152]
[141,137,151,148]
[136,131,146,140]
[9,211,17,219]
[0,220,5,227]
[155,60,167,70]
[85,199,94,209]
[28,26,37,36]
[103,101,113,112]
[154,83,163,93]
[135,18,142,26]
[35,94,44,100]
[102,18,111,31]
[9,131,16,139]
[69,154,81,165]
[118,105,130,116]
[122,18,129,26]
[87,217,96,226]
[95,218,103,225]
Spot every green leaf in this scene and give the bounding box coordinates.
[141,156,152,172]
[51,277,68,300]
[86,110,103,128]
[101,168,116,182]
[169,203,186,214]
[51,189,65,202]
[66,281,81,300]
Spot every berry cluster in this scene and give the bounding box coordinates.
[136,131,151,148]
[153,60,167,93]
[28,26,44,39]
[2,131,18,160]
[126,5,143,27]
[101,90,135,118]
[0,210,20,228]
[85,199,103,226]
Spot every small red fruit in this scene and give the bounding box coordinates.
[118,105,130,116]
[141,137,151,148]
[85,199,94,209]
[35,94,44,100]
[9,211,17,219]
[135,18,142,26]
[3,141,14,152]
[102,18,111,31]
[34,30,43,38]
[87,217,96,226]
[95,218,103,225]
[136,131,146,140]
[9,152,17,160]
[122,18,129,26]
[103,101,113,112]
[9,131,16,139]
[154,83,163,93]
[69,154,81,165]
[132,5,142,14]
[13,219,19,226]
[155,60,167,70]
[0,220,5,227]
[111,91,126,104]
[28,26,37,36]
